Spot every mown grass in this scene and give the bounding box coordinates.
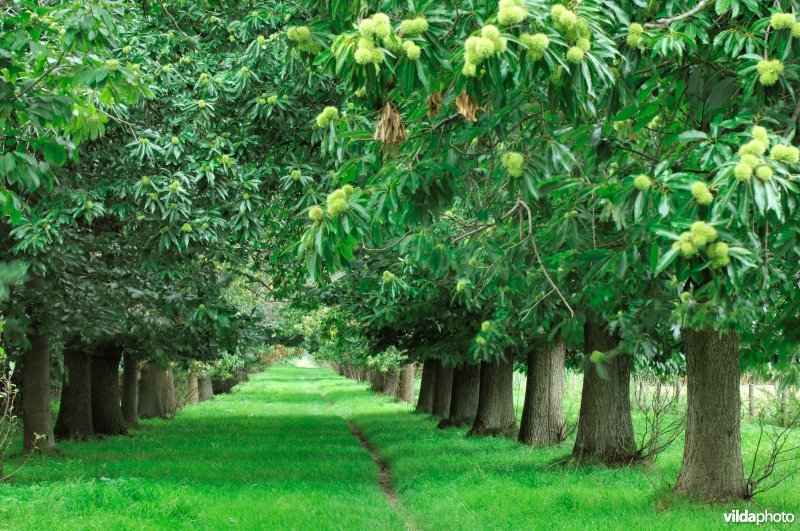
[320,366,800,530]
[0,370,402,529]
[2,365,798,530]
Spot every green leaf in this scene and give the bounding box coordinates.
[42,142,66,166]
[654,247,678,276]
[664,130,707,146]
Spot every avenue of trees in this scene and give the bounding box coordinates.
[1,0,799,507]
[0,0,312,470]
[293,0,800,503]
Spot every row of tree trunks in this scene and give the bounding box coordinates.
[53,340,129,440]
[354,363,415,404]
[439,363,480,428]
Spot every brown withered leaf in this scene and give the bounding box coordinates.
[456,92,478,122]
[427,92,443,118]
[374,102,406,146]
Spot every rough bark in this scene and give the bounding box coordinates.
[90,343,127,436]
[187,373,199,405]
[573,320,635,465]
[431,362,454,417]
[468,358,516,438]
[415,360,437,414]
[138,362,159,417]
[198,377,214,401]
[675,328,746,501]
[54,339,94,441]
[396,364,415,403]
[22,320,55,453]
[138,362,177,418]
[121,353,139,426]
[519,337,566,445]
[439,363,480,428]
[161,364,177,415]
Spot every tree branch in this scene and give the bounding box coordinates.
[644,0,712,28]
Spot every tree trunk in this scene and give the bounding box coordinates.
[187,373,199,405]
[468,358,516,438]
[161,363,177,416]
[415,360,437,414]
[381,370,399,396]
[138,362,176,418]
[121,353,139,426]
[396,364,415,403]
[748,383,755,418]
[519,337,566,445]
[431,362,454,417]
[22,321,55,453]
[675,328,746,501]
[138,362,159,417]
[54,339,94,441]
[90,343,126,436]
[439,363,480,428]
[573,319,635,465]
[198,377,214,401]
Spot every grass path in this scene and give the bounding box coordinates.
[1,367,404,529]
[3,364,799,529]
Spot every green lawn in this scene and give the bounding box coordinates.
[0,368,402,529]
[2,365,798,529]
[320,367,799,530]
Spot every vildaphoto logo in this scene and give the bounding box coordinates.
[724,509,795,525]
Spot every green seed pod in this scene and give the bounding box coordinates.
[690,182,713,205]
[689,221,717,246]
[309,206,323,221]
[501,151,524,177]
[633,174,652,191]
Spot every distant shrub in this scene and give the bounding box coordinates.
[204,345,301,394]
